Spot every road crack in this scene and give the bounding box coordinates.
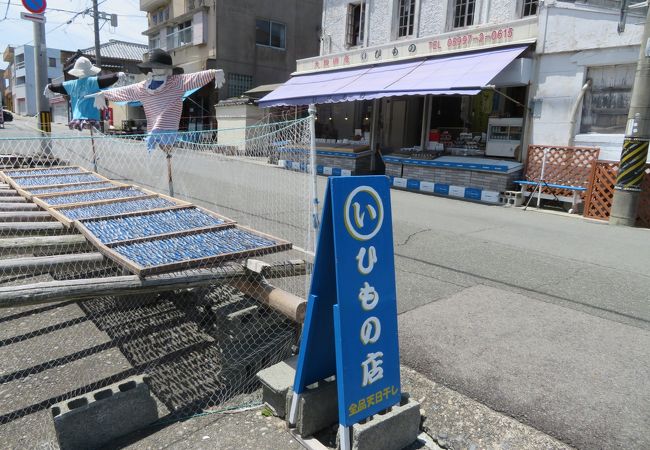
[397,228,431,247]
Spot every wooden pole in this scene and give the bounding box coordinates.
[0,252,105,276]
[0,235,87,252]
[0,211,53,222]
[0,222,65,234]
[0,203,40,211]
[230,278,307,323]
[0,261,308,323]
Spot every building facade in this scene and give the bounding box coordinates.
[298,0,645,161]
[3,45,64,116]
[139,0,323,127]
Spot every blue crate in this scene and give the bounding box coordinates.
[45,187,146,206]
[14,174,102,187]
[29,182,114,195]
[113,227,277,268]
[63,197,174,221]
[84,207,226,243]
[4,167,82,177]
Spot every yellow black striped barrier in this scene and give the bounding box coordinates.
[39,111,51,133]
[615,138,649,192]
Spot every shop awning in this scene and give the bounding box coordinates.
[113,86,202,107]
[259,45,528,107]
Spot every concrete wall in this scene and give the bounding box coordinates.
[216,0,322,90]
[530,1,645,154]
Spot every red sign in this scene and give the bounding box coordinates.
[22,0,47,14]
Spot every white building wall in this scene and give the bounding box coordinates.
[321,0,524,54]
[531,1,645,158]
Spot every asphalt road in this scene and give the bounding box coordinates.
[3,115,649,449]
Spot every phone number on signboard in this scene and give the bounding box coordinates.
[428,28,515,51]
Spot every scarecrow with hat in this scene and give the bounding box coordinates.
[45,56,124,131]
[89,49,225,151]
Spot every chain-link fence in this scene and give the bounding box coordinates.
[0,119,314,447]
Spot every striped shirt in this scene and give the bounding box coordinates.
[103,70,217,132]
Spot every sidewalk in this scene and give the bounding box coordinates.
[106,365,570,450]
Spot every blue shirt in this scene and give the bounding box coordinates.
[63,76,101,121]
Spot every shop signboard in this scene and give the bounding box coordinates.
[296,16,537,74]
[290,175,401,434]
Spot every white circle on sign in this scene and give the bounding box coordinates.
[343,185,384,241]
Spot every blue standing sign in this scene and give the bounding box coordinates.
[290,175,401,445]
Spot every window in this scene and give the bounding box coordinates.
[16,76,25,86]
[397,0,416,38]
[48,57,56,68]
[149,36,160,51]
[256,19,286,49]
[580,64,635,134]
[227,73,253,98]
[151,6,170,26]
[521,0,538,16]
[452,0,475,28]
[15,54,24,70]
[167,21,193,49]
[346,3,365,47]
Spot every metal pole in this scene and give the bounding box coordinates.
[610,6,650,226]
[92,0,102,67]
[369,98,380,172]
[33,21,51,157]
[308,104,319,252]
[537,147,547,208]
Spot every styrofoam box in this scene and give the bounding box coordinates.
[278,160,287,168]
[323,167,333,175]
[291,161,302,170]
[393,177,407,188]
[341,169,352,176]
[481,190,501,203]
[449,186,465,197]
[420,181,435,192]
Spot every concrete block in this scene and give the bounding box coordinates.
[292,379,339,437]
[256,355,298,418]
[51,375,158,450]
[340,396,421,450]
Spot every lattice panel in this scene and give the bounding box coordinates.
[524,145,600,198]
[583,161,618,221]
[583,161,650,228]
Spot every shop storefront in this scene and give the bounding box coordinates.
[260,18,537,203]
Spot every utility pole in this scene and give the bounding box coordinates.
[610,6,650,226]
[33,19,51,154]
[92,0,101,67]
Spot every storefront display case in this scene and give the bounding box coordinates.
[486,118,523,158]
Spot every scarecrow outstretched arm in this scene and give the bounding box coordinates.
[180,69,225,91]
[101,82,145,102]
[46,83,67,95]
[97,73,121,89]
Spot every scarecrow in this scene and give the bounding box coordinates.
[44,56,123,131]
[90,49,225,152]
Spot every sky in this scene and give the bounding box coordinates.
[0,0,148,70]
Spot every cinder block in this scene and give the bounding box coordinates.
[293,379,339,437]
[256,355,298,418]
[51,375,159,450]
[342,396,421,450]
